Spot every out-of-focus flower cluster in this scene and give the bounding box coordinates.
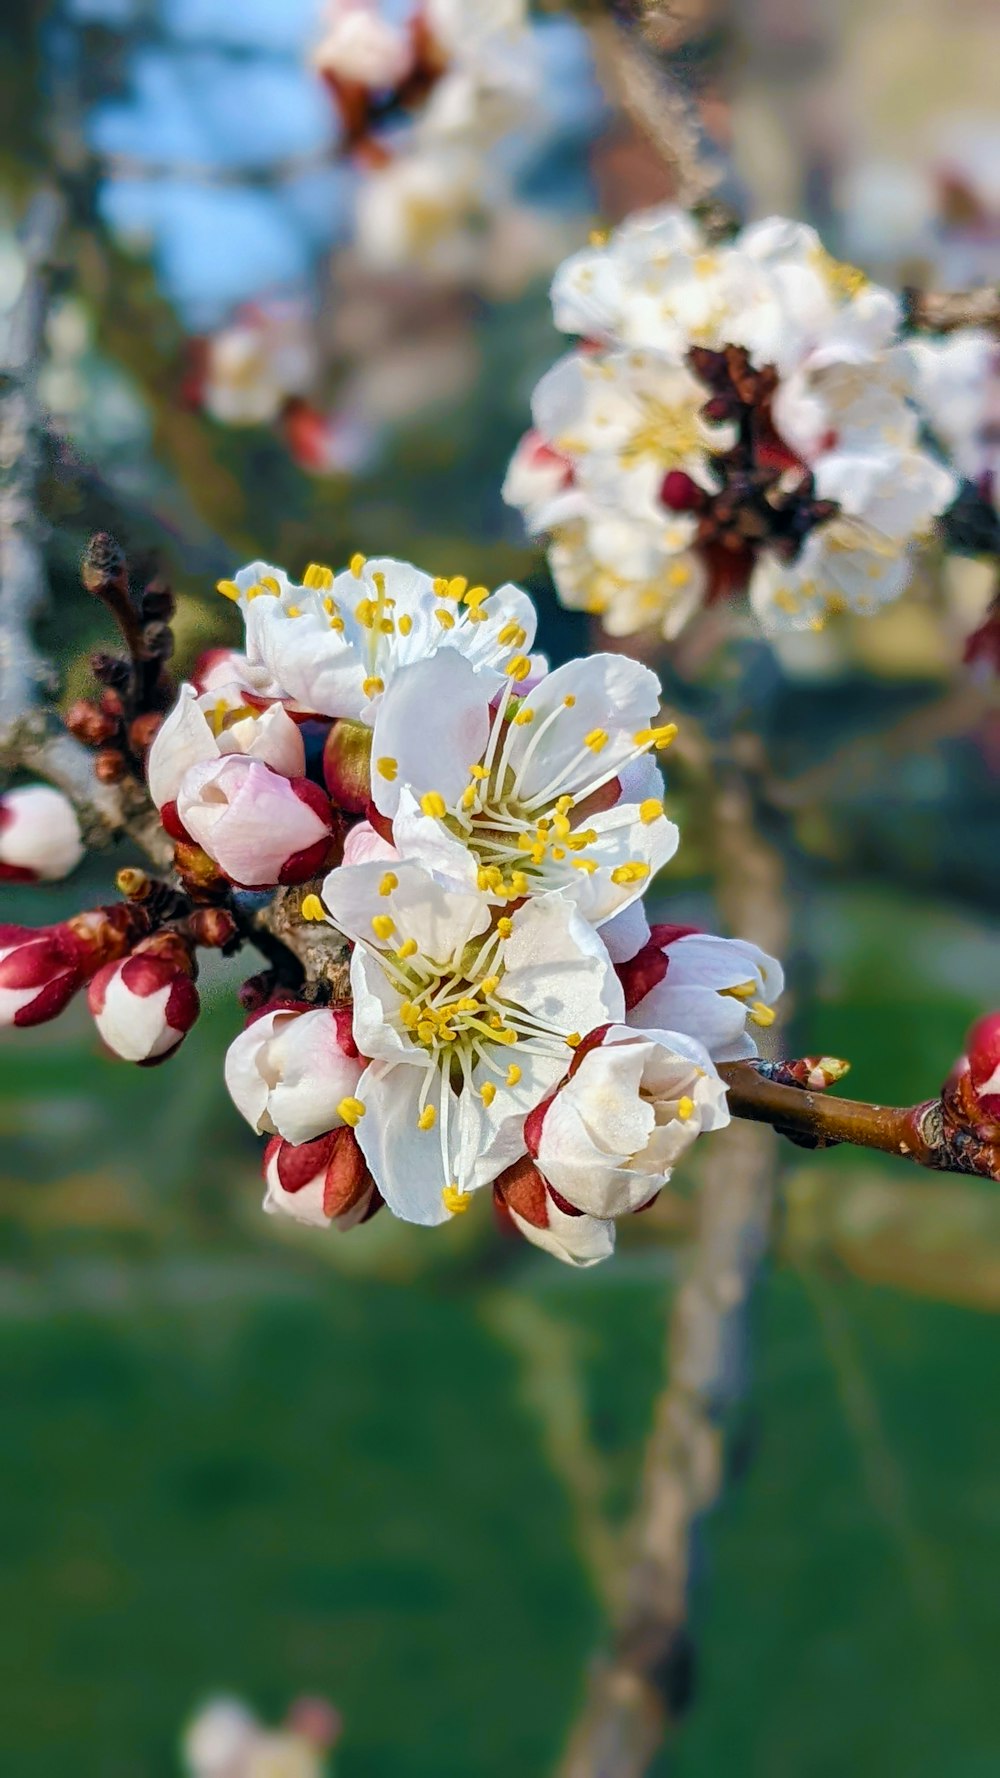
[183,1694,341,1778]
[1,546,783,1265]
[504,206,961,642]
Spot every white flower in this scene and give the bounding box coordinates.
[530,1023,729,1217]
[183,1698,258,1778]
[312,1,414,88]
[500,429,580,533]
[368,648,679,925]
[623,927,783,1061]
[548,521,706,641]
[146,683,305,812]
[355,147,496,281]
[217,554,541,723]
[176,756,335,888]
[530,347,728,527]
[263,1130,378,1232]
[225,1004,364,1144]
[319,859,625,1224]
[202,300,317,428]
[909,328,1000,510]
[0,785,83,881]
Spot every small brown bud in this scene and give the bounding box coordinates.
[140,582,175,621]
[141,620,175,661]
[173,839,227,891]
[128,711,164,753]
[82,532,128,598]
[65,699,117,746]
[99,687,125,717]
[95,748,128,783]
[91,653,131,691]
[115,867,152,901]
[187,906,238,949]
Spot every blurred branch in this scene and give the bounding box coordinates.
[722,1062,1000,1183]
[0,191,172,865]
[587,15,716,207]
[906,286,1000,335]
[558,762,786,1778]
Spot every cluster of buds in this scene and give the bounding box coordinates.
[65,533,176,786]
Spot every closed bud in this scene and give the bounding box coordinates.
[263,1128,380,1229]
[177,755,335,888]
[322,718,373,815]
[128,711,163,753]
[64,698,118,746]
[494,1155,615,1267]
[187,906,238,949]
[95,748,128,784]
[966,1013,1000,1119]
[88,931,199,1065]
[226,1003,363,1144]
[0,785,83,882]
[0,901,145,1029]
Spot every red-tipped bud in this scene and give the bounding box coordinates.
[660,470,706,512]
[967,1013,1000,1116]
[187,906,238,949]
[87,930,199,1065]
[262,1128,380,1229]
[322,718,373,815]
[64,698,118,746]
[0,923,87,1027]
[176,756,336,888]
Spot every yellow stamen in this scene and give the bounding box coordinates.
[749,1001,775,1027]
[505,655,532,682]
[362,676,384,698]
[377,756,398,781]
[337,1096,366,1127]
[285,605,301,618]
[349,552,366,577]
[639,798,664,824]
[418,1105,437,1131]
[513,705,534,726]
[497,917,513,938]
[435,608,456,629]
[566,1031,582,1048]
[584,728,608,753]
[505,1064,521,1087]
[379,872,398,897]
[371,914,395,941]
[300,894,326,922]
[216,578,241,602]
[634,723,678,750]
[677,1095,695,1121]
[303,562,334,590]
[398,613,413,636]
[397,938,418,960]
[611,862,649,886]
[442,1184,470,1215]
[480,1081,497,1106]
[563,694,576,708]
[497,621,526,646]
[420,791,447,819]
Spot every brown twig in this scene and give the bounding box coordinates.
[558,760,786,1778]
[587,16,716,208]
[721,1063,1000,1182]
[906,286,1000,336]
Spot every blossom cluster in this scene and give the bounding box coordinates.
[0,553,782,1265]
[504,207,960,641]
[183,1694,340,1778]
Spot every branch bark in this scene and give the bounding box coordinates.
[557,764,786,1778]
[906,285,1000,335]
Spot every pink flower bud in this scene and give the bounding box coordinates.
[225,1004,364,1144]
[0,903,146,1029]
[176,755,335,887]
[88,933,199,1064]
[494,1156,615,1267]
[0,922,86,1027]
[311,3,414,88]
[0,785,83,882]
[263,1128,380,1229]
[967,1013,1000,1117]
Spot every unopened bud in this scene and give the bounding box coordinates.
[187,906,238,949]
[94,748,128,784]
[263,1128,380,1228]
[64,698,117,746]
[128,711,163,753]
[0,786,83,882]
[322,718,373,815]
[88,930,199,1065]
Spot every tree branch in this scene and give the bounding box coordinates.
[906,285,1000,335]
[721,1062,1000,1182]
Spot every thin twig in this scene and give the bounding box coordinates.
[906,286,1000,335]
[558,761,786,1778]
[587,16,716,208]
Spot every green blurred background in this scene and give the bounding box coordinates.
[2,0,999,1771]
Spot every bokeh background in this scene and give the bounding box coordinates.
[1,1,998,1773]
